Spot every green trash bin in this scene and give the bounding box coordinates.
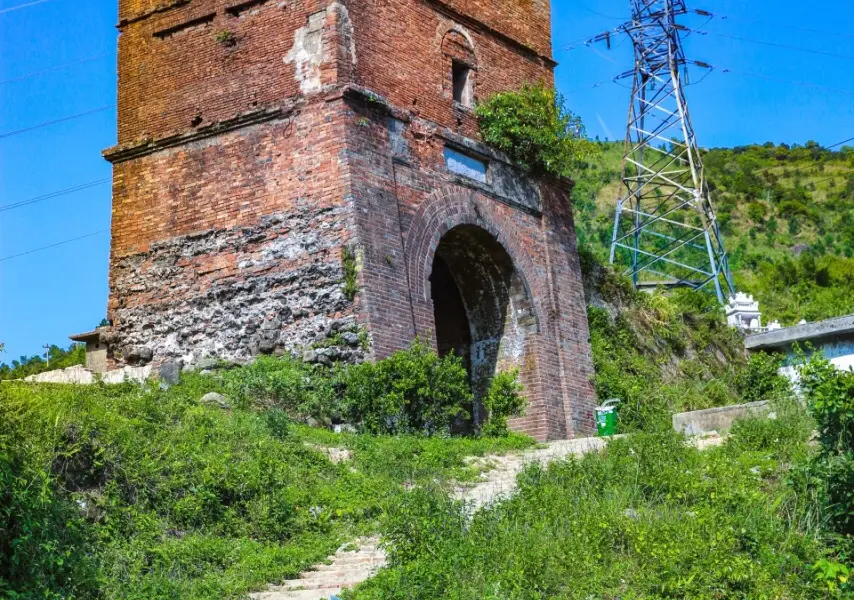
[595,399,620,437]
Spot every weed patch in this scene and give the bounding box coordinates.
[0,373,533,599]
[349,417,836,599]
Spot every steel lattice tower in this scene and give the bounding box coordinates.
[608,0,734,302]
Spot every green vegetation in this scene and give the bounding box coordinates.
[221,342,525,436]
[341,339,854,600]
[481,370,526,437]
[573,140,854,325]
[475,83,597,178]
[341,341,472,435]
[0,343,85,381]
[3,268,851,598]
[799,350,854,538]
[0,353,533,599]
[349,398,841,599]
[342,246,359,302]
[581,249,788,430]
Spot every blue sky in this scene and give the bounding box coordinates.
[0,0,852,361]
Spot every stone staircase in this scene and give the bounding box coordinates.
[455,435,612,511]
[249,537,386,600]
[250,433,723,599]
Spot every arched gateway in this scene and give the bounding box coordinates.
[388,186,597,441]
[430,224,537,428]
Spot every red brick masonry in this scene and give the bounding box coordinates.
[104,0,596,439]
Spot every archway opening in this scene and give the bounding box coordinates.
[429,224,537,428]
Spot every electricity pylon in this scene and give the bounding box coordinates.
[606,0,734,302]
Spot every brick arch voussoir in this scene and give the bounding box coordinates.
[405,187,544,329]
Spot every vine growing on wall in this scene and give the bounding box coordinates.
[475,83,597,179]
[341,246,359,301]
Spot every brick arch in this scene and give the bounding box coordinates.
[404,186,544,330]
[441,29,477,67]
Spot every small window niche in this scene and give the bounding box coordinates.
[452,60,474,107]
[444,147,487,183]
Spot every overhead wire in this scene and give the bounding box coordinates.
[577,2,625,21]
[719,67,854,97]
[0,0,49,14]
[684,59,854,96]
[564,77,623,95]
[0,179,111,212]
[685,28,854,62]
[0,104,115,139]
[692,8,854,41]
[752,136,854,176]
[0,53,113,86]
[0,229,108,263]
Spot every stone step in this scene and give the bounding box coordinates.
[312,556,383,569]
[252,588,343,600]
[300,567,378,580]
[277,573,374,590]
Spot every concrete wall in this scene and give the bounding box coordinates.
[672,401,770,437]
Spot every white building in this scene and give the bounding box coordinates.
[745,314,854,381]
[726,292,763,331]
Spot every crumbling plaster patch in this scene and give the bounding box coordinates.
[285,3,356,94]
[286,10,327,93]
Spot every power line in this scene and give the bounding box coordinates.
[0,229,108,263]
[0,178,110,212]
[687,28,854,62]
[686,59,854,96]
[0,53,113,86]
[720,67,854,97]
[578,2,625,21]
[753,136,854,176]
[565,77,621,95]
[0,104,115,139]
[0,0,49,14]
[693,8,854,41]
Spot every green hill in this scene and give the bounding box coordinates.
[573,141,854,325]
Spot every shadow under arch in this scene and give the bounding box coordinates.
[429,224,538,429]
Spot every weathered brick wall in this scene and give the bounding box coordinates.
[106,0,596,438]
[106,99,365,366]
[115,0,354,143]
[339,91,596,439]
[347,0,554,139]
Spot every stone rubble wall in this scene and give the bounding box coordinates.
[21,364,153,385]
[109,207,364,368]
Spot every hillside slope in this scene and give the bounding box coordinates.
[573,141,854,325]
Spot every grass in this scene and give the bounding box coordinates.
[347,398,838,599]
[580,253,789,430]
[0,374,534,600]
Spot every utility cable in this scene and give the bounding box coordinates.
[720,66,854,96]
[0,0,49,14]
[564,77,623,95]
[0,229,108,263]
[0,53,113,86]
[686,60,854,96]
[578,2,625,21]
[0,104,115,139]
[686,28,854,61]
[0,178,110,212]
[692,8,854,41]
[753,136,854,176]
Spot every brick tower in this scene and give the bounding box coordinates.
[104,0,597,439]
